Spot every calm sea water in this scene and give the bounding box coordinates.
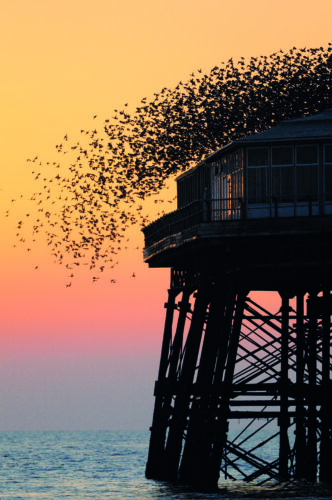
[1,430,332,499]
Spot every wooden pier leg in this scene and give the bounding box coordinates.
[295,292,306,479]
[162,287,210,481]
[146,287,178,479]
[153,289,191,478]
[319,287,332,482]
[279,292,290,479]
[306,292,318,481]
[166,290,191,388]
[178,282,229,485]
[207,284,247,487]
[191,279,238,485]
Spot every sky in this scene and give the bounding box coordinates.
[0,0,332,431]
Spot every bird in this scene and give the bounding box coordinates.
[12,44,332,285]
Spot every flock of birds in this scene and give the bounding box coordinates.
[8,45,332,284]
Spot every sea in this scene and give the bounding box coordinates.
[1,430,332,500]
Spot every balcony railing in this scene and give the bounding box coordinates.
[143,195,332,251]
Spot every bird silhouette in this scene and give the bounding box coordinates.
[11,44,332,283]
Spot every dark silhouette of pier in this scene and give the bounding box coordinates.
[143,110,332,487]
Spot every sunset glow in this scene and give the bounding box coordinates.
[1,0,332,430]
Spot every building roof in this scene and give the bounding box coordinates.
[206,109,332,163]
[240,108,332,143]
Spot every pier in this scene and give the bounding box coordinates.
[144,109,332,487]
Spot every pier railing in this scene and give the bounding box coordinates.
[143,195,332,250]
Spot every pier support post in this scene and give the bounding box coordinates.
[295,292,306,479]
[279,292,290,479]
[162,286,210,480]
[306,292,318,481]
[178,281,230,485]
[207,284,247,486]
[146,288,179,479]
[319,287,332,482]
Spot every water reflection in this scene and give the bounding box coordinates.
[149,478,332,499]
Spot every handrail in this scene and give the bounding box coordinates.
[143,195,331,249]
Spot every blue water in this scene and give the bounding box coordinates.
[0,430,332,499]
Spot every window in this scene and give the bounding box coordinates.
[247,148,269,203]
[296,165,318,200]
[272,146,293,166]
[296,145,318,201]
[271,147,294,201]
[248,167,270,203]
[324,145,332,200]
[272,166,294,200]
[248,148,268,167]
[325,144,332,164]
[325,167,332,200]
[296,145,318,165]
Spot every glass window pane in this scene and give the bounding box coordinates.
[325,165,332,200]
[296,165,318,200]
[272,147,293,165]
[248,167,270,203]
[247,148,268,167]
[272,167,281,198]
[296,145,318,164]
[280,166,294,198]
[325,144,332,164]
[272,166,294,199]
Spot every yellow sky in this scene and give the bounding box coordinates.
[1,0,332,333]
[2,0,331,192]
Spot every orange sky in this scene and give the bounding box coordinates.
[1,0,331,430]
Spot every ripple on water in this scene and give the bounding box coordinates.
[1,431,332,499]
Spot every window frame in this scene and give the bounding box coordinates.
[324,144,332,201]
[295,144,319,166]
[295,145,319,201]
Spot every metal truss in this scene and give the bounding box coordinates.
[146,270,332,488]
